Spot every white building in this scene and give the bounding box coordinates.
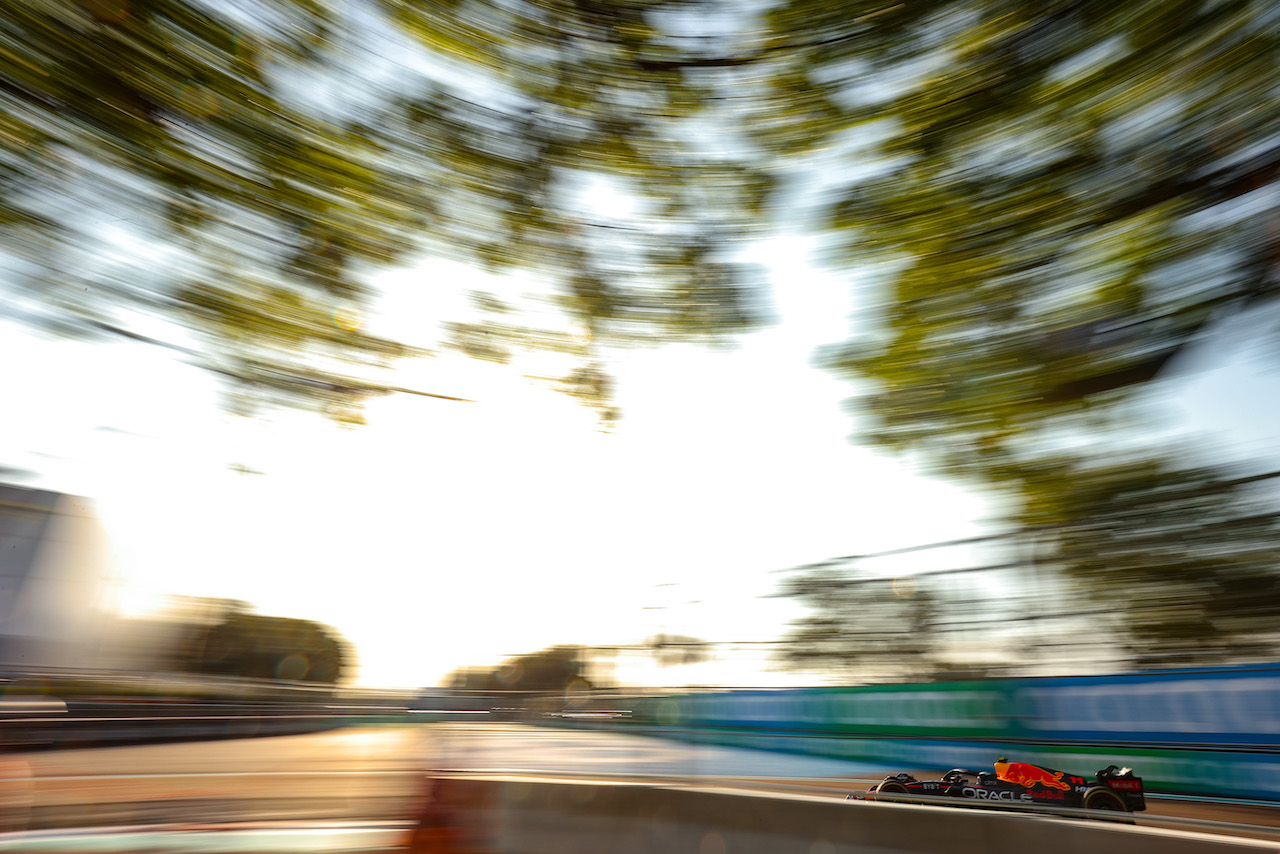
[0,484,116,671]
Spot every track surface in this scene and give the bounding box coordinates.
[4,723,1280,837]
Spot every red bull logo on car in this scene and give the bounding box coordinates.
[1025,788,1065,800]
[995,760,1072,791]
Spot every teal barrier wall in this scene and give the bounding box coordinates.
[597,663,1280,799]
[623,663,1280,745]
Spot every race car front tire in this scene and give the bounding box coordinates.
[875,781,910,798]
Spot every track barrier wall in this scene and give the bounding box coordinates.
[0,777,1272,854]
[587,663,1280,800]
[403,775,1276,854]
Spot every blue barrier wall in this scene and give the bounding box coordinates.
[599,663,1280,798]
[623,663,1280,746]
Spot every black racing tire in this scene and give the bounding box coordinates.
[875,781,910,798]
[1083,787,1126,812]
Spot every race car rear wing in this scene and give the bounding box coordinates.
[1097,765,1145,811]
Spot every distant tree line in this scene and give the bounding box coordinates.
[120,598,352,685]
[446,645,595,694]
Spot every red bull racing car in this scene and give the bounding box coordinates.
[852,758,1146,813]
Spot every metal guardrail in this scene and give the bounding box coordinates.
[0,710,457,752]
[1,716,352,751]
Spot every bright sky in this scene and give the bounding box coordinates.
[0,230,985,688]
[4,0,1280,696]
[4,234,1279,689]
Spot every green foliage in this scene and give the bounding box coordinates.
[777,571,946,680]
[771,0,1280,662]
[796,0,1280,478]
[1,0,775,422]
[166,604,353,684]
[0,0,430,414]
[8,0,1280,665]
[446,645,595,693]
[1018,458,1280,666]
[645,633,711,667]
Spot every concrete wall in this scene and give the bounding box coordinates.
[406,775,1275,854]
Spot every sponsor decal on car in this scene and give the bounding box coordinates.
[962,787,1033,802]
[995,761,1072,791]
[1026,789,1065,800]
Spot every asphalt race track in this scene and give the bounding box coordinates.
[1,725,429,830]
[4,723,1280,840]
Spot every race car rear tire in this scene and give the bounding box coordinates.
[1083,787,1126,812]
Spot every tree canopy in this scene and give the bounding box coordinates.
[2,0,773,424]
[776,460,1280,677]
[14,0,1276,440]
[446,645,595,693]
[794,0,1280,482]
[644,633,712,668]
[126,599,353,683]
[1017,458,1280,666]
[8,0,1280,671]
[777,571,946,680]
[757,0,1280,669]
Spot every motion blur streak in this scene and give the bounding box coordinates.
[2,725,427,831]
[3,0,1279,689]
[4,0,1280,847]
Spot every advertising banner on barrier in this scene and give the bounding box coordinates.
[609,663,1280,799]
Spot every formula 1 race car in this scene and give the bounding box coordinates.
[851,758,1146,813]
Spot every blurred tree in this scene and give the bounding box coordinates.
[1,0,429,418]
[777,571,946,680]
[8,0,1278,429]
[645,633,712,667]
[9,0,1280,664]
[0,0,774,424]
[755,0,1280,663]
[446,645,595,693]
[161,603,352,683]
[776,460,1280,674]
[1018,458,1280,666]
[785,0,1280,481]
